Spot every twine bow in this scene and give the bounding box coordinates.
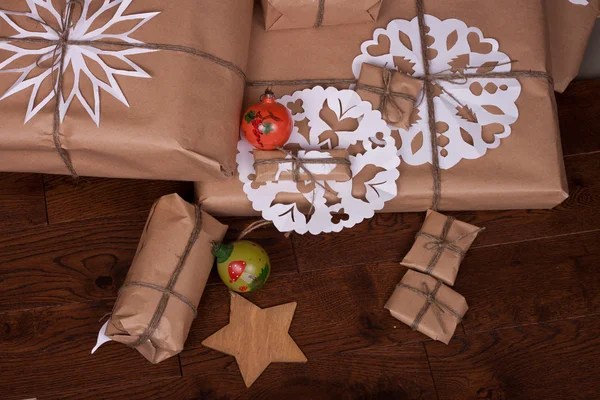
[397,279,463,335]
[0,1,246,179]
[417,215,484,274]
[253,147,350,192]
[355,67,418,125]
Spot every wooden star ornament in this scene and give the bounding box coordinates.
[202,292,307,387]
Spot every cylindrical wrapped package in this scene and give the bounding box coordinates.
[0,0,254,180]
[261,0,383,31]
[105,193,228,364]
[253,149,352,183]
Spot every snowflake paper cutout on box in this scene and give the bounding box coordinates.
[352,15,522,169]
[237,87,400,235]
[0,0,159,125]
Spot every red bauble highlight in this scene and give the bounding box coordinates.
[241,89,293,150]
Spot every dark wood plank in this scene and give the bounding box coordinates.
[456,229,600,333]
[556,79,600,156]
[0,215,146,313]
[43,175,194,224]
[292,152,600,272]
[426,315,600,400]
[0,301,180,400]
[182,263,427,377]
[183,344,435,400]
[0,214,297,313]
[57,343,436,400]
[0,173,46,232]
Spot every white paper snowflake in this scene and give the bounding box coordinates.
[237,87,400,235]
[0,0,159,125]
[352,15,522,169]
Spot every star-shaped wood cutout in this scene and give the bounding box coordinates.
[202,292,307,387]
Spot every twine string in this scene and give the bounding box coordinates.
[314,0,326,28]
[118,204,203,349]
[398,280,463,335]
[0,2,246,178]
[417,215,485,274]
[354,67,417,124]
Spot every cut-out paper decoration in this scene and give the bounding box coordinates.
[91,320,111,354]
[237,86,400,235]
[352,15,522,169]
[202,292,307,388]
[568,0,589,5]
[0,0,159,125]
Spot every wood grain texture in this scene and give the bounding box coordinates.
[56,343,435,400]
[201,293,307,388]
[182,263,427,372]
[556,79,600,156]
[292,152,600,272]
[0,173,46,232]
[0,301,180,400]
[456,229,600,333]
[0,214,297,314]
[43,175,194,224]
[426,315,600,400]
[0,215,147,313]
[183,343,436,400]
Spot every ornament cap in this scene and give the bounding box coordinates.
[212,241,234,263]
[261,88,276,103]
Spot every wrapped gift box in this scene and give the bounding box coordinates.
[261,0,383,31]
[545,0,600,92]
[195,0,586,216]
[0,0,253,180]
[385,269,468,344]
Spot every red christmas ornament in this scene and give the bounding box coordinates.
[241,89,293,150]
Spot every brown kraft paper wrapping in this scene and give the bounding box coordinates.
[261,0,382,31]
[401,210,482,286]
[384,270,468,344]
[105,193,228,364]
[356,63,423,130]
[0,0,253,180]
[195,0,568,216]
[544,0,600,92]
[253,149,352,183]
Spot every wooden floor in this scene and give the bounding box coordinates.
[1,80,599,400]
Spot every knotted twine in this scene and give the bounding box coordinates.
[118,204,203,348]
[0,1,246,179]
[354,67,418,125]
[397,279,463,334]
[247,0,554,211]
[253,147,351,185]
[417,215,485,275]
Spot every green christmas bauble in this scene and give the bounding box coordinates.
[213,240,270,293]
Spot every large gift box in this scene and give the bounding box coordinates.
[0,0,253,180]
[195,0,574,217]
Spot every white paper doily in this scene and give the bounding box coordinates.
[237,86,400,235]
[352,15,522,169]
